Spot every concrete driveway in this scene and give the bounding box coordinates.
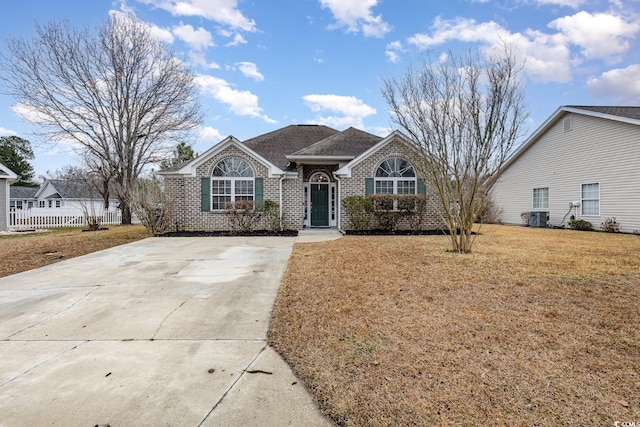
[0,235,336,426]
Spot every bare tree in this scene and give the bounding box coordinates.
[130,175,177,236]
[1,14,202,224]
[383,46,527,253]
[47,165,112,230]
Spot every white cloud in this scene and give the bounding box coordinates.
[226,33,247,47]
[110,9,176,43]
[134,0,256,32]
[303,94,376,128]
[148,24,175,44]
[530,0,585,6]
[172,23,214,50]
[407,17,572,82]
[198,125,224,142]
[235,62,264,81]
[407,17,508,48]
[196,75,275,123]
[586,64,640,103]
[0,126,17,136]
[548,11,639,61]
[385,40,405,63]
[318,0,391,38]
[405,11,639,83]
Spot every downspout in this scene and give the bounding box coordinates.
[332,173,345,234]
[279,174,285,226]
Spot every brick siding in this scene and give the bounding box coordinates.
[166,138,446,231]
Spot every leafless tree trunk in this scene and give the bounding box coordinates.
[383,45,527,253]
[1,15,202,224]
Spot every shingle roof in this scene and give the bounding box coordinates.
[291,127,382,157]
[47,179,108,199]
[242,124,340,170]
[566,106,640,121]
[10,186,38,199]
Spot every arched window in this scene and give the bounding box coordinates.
[211,157,255,210]
[375,157,417,195]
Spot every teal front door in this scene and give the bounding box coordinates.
[311,183,329,227]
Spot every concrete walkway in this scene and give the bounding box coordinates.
[0,232,341,426]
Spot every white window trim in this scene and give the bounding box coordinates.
[532,187,549,210]
[373,158,418,211]
[210,177,255,210]
[210,157,255,211]
[580,182,600,217]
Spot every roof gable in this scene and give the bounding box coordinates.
[501,105,640,172]
[159,135,284,177]
[335,130,414,177]
[243,124,340,169]
[290,127,382,157]
[37,179,110,200]
[0,162,18,182]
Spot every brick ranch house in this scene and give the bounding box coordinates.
[159,124,445,232]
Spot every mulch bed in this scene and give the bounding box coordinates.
[160,229,298,237]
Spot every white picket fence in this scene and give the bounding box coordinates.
[9,208,139,229]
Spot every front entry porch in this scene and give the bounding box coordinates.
[304,172,337,228]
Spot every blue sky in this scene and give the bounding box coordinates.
[1,0,639,178]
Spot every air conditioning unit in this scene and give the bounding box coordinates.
[529,211,549,228]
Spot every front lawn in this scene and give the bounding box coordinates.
[269,225,640,426]
[0,225,151,277]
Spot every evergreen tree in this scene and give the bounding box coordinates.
[0,136,36,186]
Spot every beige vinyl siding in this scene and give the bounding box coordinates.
[492,112,640,233]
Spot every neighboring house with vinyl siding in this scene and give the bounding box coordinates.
[160,124,445,231]
[10,179,118,212]
[0,163,18,231]
[492,106,640,233]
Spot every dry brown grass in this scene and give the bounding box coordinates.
[0,225,151,277]
[269,225,640,426]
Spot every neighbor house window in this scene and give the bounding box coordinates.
[39,201,45,208]
[211,157,255,210]
[375,157,417,195]
[533,187,549,210]
[581,183,599,216]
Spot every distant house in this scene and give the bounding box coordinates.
[0,162,18,231]
[10,179,117,212]
[159,124,445,231]
[9,185,38,210]
[492,106,640,233]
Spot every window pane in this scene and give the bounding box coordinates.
[213,157,254,177]
[235,180,254,195]
[212,179,232,195]
[581,183,599,215]
[533,187,549,209]
[376,157,415,178]
[212,196,231,210]
[582,183,598,199]
[375,180,394,194]
[582,200,599,215]
[397,180,415,195]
